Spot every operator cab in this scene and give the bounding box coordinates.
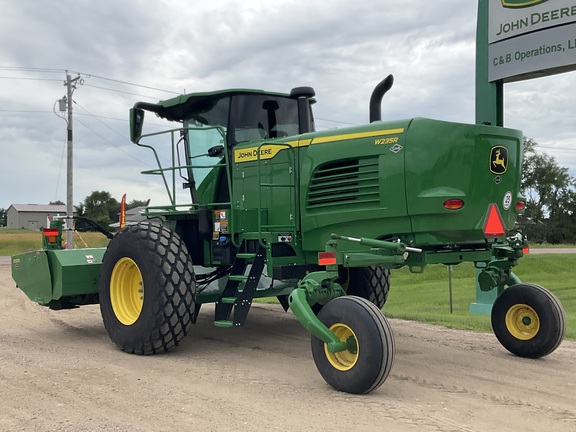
[130,87,315,202]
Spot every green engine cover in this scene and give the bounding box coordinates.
[293,118,522,251]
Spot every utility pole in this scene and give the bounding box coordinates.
[64,72,82,250]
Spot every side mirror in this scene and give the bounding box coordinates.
[207,145,224,158]
[130,108,145,143]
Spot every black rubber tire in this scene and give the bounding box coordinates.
[311,296,395,394]
[491,283,565,358]
[345,266,390,309]
[311,265,391,314]
[99,222,196,355]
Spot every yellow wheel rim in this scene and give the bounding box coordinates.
[110,257,144,325]
[505,304,540,340]
[324,323,359,371]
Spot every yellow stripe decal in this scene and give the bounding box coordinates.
[310,128,404,145]
[234,128,404,163]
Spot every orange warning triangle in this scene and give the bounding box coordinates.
[484,204,505,238]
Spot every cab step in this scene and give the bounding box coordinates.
[214,320,234,328]
[228,275,248,282]
[236,253,256,260]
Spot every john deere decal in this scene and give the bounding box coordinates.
[501,0,548,8]
[490,146,508,175]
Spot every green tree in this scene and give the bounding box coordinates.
[49,200,65,205]
[519,138,574,243]
[82,191,120,229]
[0,208,6,226]
[127,199,149,210]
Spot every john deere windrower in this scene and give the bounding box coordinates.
[12,75,565,394]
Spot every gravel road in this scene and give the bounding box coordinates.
[0,260,575,432]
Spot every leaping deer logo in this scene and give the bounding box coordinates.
[501,0,548,9]
[490,146,508,174]
[493,150,506,169]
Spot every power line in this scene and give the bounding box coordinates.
[0,76,62,82]
[0,66,180,97]
[0,66,63,73]
[315,117,359,126]
[85,73,181,95]
[83,83,163,100]
[0,109,53,114]
[74,116,150,166]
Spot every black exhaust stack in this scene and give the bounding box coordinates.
[369,74,394,123]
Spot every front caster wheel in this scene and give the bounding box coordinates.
[491,283,565,358]
[311,296,395,394]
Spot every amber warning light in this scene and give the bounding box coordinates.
[483,204,506,238]
[444,199,464,210]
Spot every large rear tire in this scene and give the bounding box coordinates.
[312,265,390,314]
[311,296,395,394]
[344,265,390,309]
[99,222,196,355]
[491,283,565,358]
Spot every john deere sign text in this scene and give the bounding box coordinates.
[488,0,576,81]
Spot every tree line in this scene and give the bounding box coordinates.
[518,137,576,244]
[74,191,148,230]
[0,192,147,230]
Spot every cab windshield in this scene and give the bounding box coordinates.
[232,94,299,142]
[183,93,300,186]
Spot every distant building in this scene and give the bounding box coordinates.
[109,206,148,228]
[7,204,77,230]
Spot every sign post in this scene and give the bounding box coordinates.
[472,0,576,313]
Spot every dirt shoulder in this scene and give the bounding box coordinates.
[0,263,575,432]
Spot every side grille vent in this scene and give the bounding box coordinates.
[306,158,380,210]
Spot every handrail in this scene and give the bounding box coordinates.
[134,126,227,209]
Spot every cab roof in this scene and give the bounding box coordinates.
[135,88,294,122]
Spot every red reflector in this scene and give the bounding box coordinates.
[43,228,59,236]
[523,246,530,254]
[444,199,464,210]
[483,204,506,238]
[515,201,526,211]
[318,252,337,266]
[43,228,59,244]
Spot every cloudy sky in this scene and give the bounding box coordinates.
[1,0,575,210]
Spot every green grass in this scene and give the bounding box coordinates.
[0,228,109,255]
[383,254,576,341]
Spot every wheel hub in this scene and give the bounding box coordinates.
[110,257,144,325]
[324,323,359,371]
[505,303,540,340]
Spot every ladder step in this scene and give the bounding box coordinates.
[221,297,236,304]
[229,275,248,282]
[236,253,256,260]
[214,320,234,328]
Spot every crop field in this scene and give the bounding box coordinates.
[0,228,109,255]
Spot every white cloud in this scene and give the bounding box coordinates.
[1,0,575,210]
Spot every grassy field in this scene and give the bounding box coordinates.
[0,227,109,255]
[1,228,574,341]
[384,254,576,341]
